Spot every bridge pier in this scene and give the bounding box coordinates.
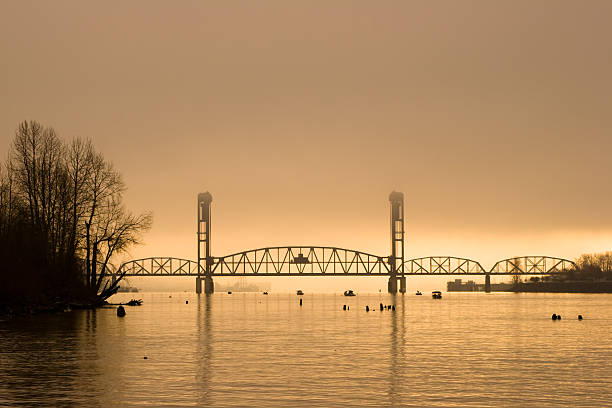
[196,276,214,294]
[484,273,491,293]
[388,276,398,294]
[399,276,406,293]
[204,276,214,294]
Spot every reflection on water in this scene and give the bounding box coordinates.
[389,298,405,407]
[1,293,612,407]
[196,294,212,406]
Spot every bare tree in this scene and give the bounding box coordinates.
[65,139,95,260]
[0,164,9,235]
[11,121,69,260]
[81,151,152,302]
[83,152,122,289]
[89,199,152,301]
[2,120,152,305]
[11,121,44,229]
[511,257,523,285]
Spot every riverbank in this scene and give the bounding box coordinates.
[509,281,612,293]
[0,297,105,318]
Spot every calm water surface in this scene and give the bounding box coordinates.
[1,292,612,407]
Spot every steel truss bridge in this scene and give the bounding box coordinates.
[117,191,577,293]
[118,250,576,277]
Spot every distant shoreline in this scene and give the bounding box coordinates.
[508,281,612,293]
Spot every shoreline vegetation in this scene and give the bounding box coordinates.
[449,253,612,293]
[0,120,152,317]
[508,281,612,293]
[509,252,612,293]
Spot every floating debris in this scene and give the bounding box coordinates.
[117,305,126,317]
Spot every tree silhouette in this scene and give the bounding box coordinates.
[0,120,151,308]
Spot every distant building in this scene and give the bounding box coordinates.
[447,278,513,292]
[216,277,271,292]
[117,286,139,293]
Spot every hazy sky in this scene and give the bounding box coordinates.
[1,1,611,290]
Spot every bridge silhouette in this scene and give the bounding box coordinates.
[117,192,576,294]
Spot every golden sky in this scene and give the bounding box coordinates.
[1,1,611,290]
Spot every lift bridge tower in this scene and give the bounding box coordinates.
[388,191,406,294]
[194,190,405,294]
[196,192,214,294]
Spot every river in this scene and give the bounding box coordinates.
[1,292,611,407]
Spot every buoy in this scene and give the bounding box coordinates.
[552,314,557,320]
[299,299,302,306]
[557,314,561,320]
[366,306,369,312]
[117,305,126,317]
[343,305,347,310]
[578,315,583,320]
[186,300,189,304]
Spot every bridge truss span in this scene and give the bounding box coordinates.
[403,256,487,275]
[118,257,201,276]
[211,246,392,276]
[489,256,576,275]
[117,254,578,278]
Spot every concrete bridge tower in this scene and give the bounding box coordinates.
[196,192,214,294]
[388,191,405,294]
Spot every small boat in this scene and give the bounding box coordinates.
[343,290,356,297]
[263,291,268,295]
[432,291,442,299]
[296,290,304,295]
[415,291,422,296]
[227,291,232,294]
